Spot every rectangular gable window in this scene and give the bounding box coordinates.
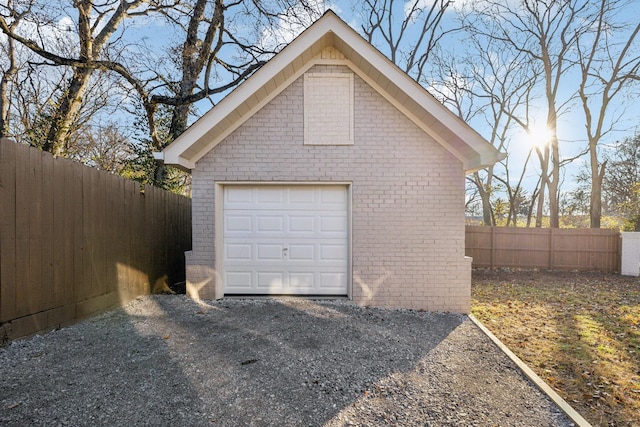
[304,72,354,145]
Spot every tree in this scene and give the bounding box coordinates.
[0,0,323,190]
[353,0,455,84]
[0,0,26,138]
[0,1,176,155]
[66,122,133,174]
[462,0,606,228]
[602,132,640,230]
[575,0,640,228]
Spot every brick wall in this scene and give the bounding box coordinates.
[187,64,470,313]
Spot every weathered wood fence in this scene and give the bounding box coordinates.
[466,226,621,272]
[0,138,192,341]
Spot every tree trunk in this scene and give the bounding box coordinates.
[547,101,561,229]
[471,171,493,226]
[42,68,92,156]
[526,185,539,228]
[548,142,561,228]
[535,182,545,227]
[548,176,560,228]
[0,74,10,138]
[589,145,607,228]
[0,33,16,138]
[481,192,493,226]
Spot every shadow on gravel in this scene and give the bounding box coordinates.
[0,299,212,426]
[150,296,464,426]
[1,295,573,426]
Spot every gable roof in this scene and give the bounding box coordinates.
[159,10,505,173]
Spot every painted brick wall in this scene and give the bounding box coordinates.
[187,64,471,313]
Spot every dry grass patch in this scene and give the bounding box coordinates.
[472,269,640,427]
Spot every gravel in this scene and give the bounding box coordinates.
[0,295,575,426]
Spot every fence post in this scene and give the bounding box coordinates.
[549,228,555,270]
[491,226,496,270]
[621,232,640,276]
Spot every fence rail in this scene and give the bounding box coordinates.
[0,138,191,341]
[466,226,621,272]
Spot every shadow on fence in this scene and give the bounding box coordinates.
[0,138,192,341]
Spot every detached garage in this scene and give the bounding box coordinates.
[159,11,503,313]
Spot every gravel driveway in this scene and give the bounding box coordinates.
[0,295,575,426]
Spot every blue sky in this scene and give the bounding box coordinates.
[9,0,638,198]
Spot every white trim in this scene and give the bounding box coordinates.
[185,58,338,167]
[342,61,469,165]
[215,181,353,297]
[214,183,225,300]
[186,56,477,169]
[161,11,504,172]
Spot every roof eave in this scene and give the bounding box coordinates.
[464,151,507,174]
[161,10,506,172]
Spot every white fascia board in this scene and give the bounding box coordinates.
[352,45,473,143]
[464,151,508,174]
[162,11,503,171]
[153,150,195,171]
[331,26,503,171]
[186,60,319,164]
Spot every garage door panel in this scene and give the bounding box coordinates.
[257,187,285,204]
[288,216,315,233]
[320,272,347,289]
[226,244,252,260]
[257,244,285,260]
[320,187,348,204]
[226,272,253,289]
[225,215,253,233]
[257,215,284,232]
[288,244,315,261]
[320,244,347,261]
[257,272,285,290]
[225,187,254,203]
[225,212,345,239]
[289,273,314,289]
[289,187,316,204]
[223,185,348,295]
[320,215,347,233]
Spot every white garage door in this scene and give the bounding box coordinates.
[222,185,349,295]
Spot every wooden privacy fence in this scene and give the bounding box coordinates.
[466,226,621,272]
[0,138,192,341]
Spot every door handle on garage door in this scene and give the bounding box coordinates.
[283,247,288,258]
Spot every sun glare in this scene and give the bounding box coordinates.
[527,124,553,150]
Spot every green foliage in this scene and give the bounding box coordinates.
[603,133,640,229]
[122,103,191,196]
[120,138,190,196]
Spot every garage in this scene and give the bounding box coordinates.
[161,11,504,310]
[222,185,349,295]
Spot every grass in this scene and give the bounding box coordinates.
[471,269,640,427]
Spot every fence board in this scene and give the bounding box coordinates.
[41,151,55,310]
[52,156,66,307]
[14,144,30,318]
[28,149,44,315]
[80,166,93,302]
[0,139,191,341]
[71,160,84,303]
[466,226,621,272]
[0,140,17,322]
